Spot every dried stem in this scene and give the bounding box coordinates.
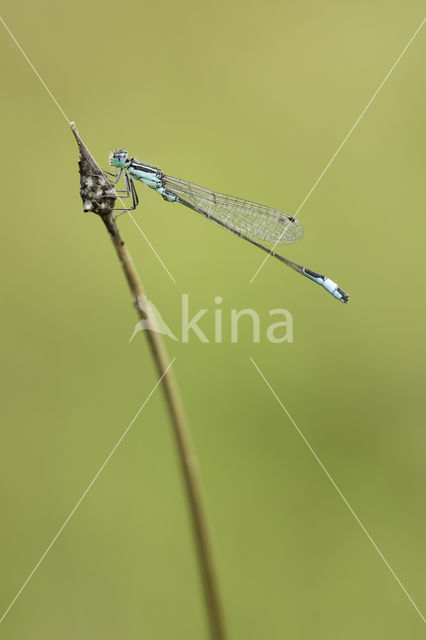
[70,122,226,640]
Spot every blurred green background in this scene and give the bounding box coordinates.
[1,1,425,638]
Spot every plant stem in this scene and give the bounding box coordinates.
[70,122,226,640]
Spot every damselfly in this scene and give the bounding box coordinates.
[109,150,349,303]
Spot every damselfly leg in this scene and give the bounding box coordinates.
[103,168,123,184]
[95,169,139,215]
[105,168,130,195]
[114,174,139,217]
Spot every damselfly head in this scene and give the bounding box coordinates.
[110,149,129,168]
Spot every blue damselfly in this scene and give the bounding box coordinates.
[109,150,349,303]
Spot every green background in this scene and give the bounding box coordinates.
[1,1,425,638]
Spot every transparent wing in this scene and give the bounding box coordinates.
[163,175,304,246]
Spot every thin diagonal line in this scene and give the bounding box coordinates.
[250,357,426,623]
[249,17,426,284]
[0,358,175,626]
[0,15,69,122]
[0,15,176,283]
[294,20,425,220]
[128,213,176,283]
